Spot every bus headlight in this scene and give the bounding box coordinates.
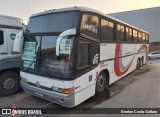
[21,78,28,83]
[51,86,71,94]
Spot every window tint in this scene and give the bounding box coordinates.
[26,12,79,33]
[101,19,114,41]
[81,14,99,39]
[126,27,132,42]
[76,39,90,75]
[116,24,124,42]
[0,31,4,45]
[152,52,160,55]
[138,32,142,43]
[133,30,137,42]
[77,41,89,68]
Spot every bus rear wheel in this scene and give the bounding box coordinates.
[96,72,107,94]
[136,58,141,69]
[141,57,144,66]
[0,71,21,97]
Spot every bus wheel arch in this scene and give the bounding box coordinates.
[95,69,109,94]
[102,69,110,86]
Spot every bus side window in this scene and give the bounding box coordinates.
[80,14,99,40]
[138,32,142,43]
[126,27,132,43]
[116,24,124,42]
[142,33,146,43]
[101,19,114,42]
[133,30,137,43]
[146,34,149,43]
[0,30,4,45]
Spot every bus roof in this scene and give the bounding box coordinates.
[31,7,149,34]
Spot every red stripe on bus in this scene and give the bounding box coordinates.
[114,44,148,77]
[114,43,133,77]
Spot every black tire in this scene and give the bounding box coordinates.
[0,71,21,97]
[96,72,107,94]
[136,59,141,69]
[141,57,144,66]
[139,59,142,67]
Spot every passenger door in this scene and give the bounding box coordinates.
[0,29,8,59]
[76,13,100,76]
[76,38,90,75]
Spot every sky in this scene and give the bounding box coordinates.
[0,0,159,24]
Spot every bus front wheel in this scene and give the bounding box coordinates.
[96,72,107,94]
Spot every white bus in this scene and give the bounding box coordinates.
[15,7,149,107]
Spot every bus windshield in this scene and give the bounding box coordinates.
[21,11,79,79]
[25,11,79,33]
[21,35,75,79]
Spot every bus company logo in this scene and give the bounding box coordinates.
[36,81,40,87]
[10,33,16,40]
[114,44,147,77]
[93,54,99,64]
[114,44,134,77]
[82,23,98,34]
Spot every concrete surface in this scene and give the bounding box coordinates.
[75,59,160,117]
[96,60,160,108]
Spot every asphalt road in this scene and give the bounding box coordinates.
[0,59,159,117]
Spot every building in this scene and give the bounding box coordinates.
[109,7,160,52]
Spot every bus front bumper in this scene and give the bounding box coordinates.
[21,82,75,108]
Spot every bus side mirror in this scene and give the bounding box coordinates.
[56,28,76,56]
[13,31,24,53]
